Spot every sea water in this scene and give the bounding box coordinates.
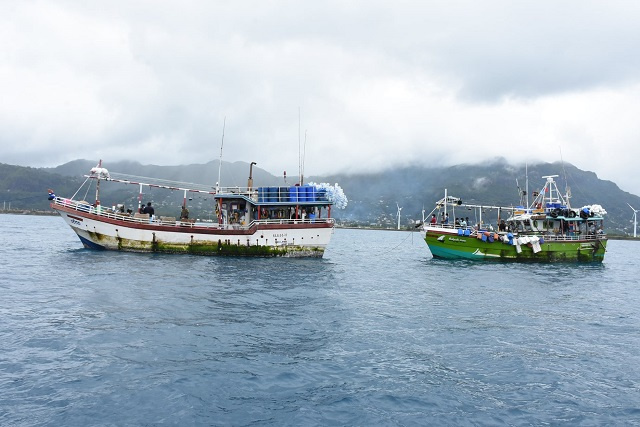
[1,214,639,426]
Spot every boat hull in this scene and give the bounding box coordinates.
[425,231,607,262]
[54,204,333,257]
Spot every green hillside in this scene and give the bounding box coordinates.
[2,159,638,236]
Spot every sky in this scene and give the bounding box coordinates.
[2,1,640,193]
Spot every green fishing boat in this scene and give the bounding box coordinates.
[422,175,607,262]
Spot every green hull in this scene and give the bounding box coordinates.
[425,232,607,262]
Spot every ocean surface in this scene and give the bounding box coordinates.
[1,214,639,426]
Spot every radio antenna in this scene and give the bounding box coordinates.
[301,129,307,185]
[216,116,226,192]
[298,107,302,185]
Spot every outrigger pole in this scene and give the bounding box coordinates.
[85,173,218,197]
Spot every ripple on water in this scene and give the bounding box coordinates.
[1,219,640,426]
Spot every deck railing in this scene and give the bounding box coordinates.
[52,197,334,230]
[424,222,607,241]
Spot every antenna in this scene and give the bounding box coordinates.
[560,146,568,184]
[559,146,571,207]
[216,117,226,192]
[301,129,307,186]
[628,203,639,238]
[516,178,524,206]
[298,107,302,185]
[396,202,403,230]
[525,163,529,208]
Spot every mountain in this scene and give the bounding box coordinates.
[2,159,639,236]
[318,159,637,234]
[0,163,85,212]
[43,159,284,187]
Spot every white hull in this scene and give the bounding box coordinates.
[54,203,333,257]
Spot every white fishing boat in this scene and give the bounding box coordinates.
[50,162,347,257]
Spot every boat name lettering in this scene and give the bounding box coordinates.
[273,233,287,238]
[448,237,466,242]
[70,218,82,226]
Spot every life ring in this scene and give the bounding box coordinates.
[550,210,558,218]
[568,210,576,218]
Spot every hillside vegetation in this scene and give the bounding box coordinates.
[2,159,638,236]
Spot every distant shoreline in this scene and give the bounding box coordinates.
[2,211,637,240]
[1,209,58,216]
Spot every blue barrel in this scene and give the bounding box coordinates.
[317,189,327,201]
[269,187,278,202]
[308,186,316,201]
[279,187,289,202]
[289,186,298,202]
[257,187,266,203]
[297,186,306,202]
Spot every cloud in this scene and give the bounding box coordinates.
[1,0,639,193]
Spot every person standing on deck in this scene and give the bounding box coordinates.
[143,202,155,221]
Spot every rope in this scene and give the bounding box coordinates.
[378,229,419,257]
[70,176,91,201]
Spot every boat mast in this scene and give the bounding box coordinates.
[560,146,572,208]
[95,159,102,206]
[137,183,143,213]
[217,116,226,192]
[444,188,448,220]
[301,129,307,186]
[525,163,529,209]
[298,107,302,186]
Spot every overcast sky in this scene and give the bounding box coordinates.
[2,1,640,193]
